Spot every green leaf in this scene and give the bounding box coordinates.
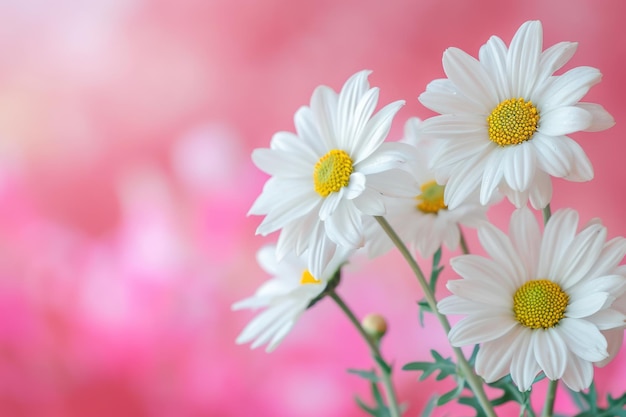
[347,368,380,383]
[420,395,438,417]
[403,350,457,382]
[373,355,392,375]
[437,380,465,406]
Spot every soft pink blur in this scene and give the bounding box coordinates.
[0,1,625,416]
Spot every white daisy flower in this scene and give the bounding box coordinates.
[249,70,416,277]
[419,20,615,209]
[365,117,488,259]
[233,244,351,352]
[438,207,626,391]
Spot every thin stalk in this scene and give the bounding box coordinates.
[328,290,402,417]
[541,379,558,417]
[459,226,470,255]
[542,203,552,224]
[539,204,558,417]
[375,216,496,417]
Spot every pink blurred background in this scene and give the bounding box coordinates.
[0,0,625,416]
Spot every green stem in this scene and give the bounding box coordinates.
[539,203,558,417]
[542,203,552,224]
[459,226,470,255]
[328,290,402,417]
[541,379,558,417]
[375,216,496,417]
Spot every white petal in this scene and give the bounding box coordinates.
[352,188,386,216]
[528,170,553,209]
[366,169,419,198]
[344,172,366,200]
[567,292,610,318]
[538,106,592,136]
[531,133,573,178]
[537,41,577,81]
[537,209,578,279]
[450,255,518,294]
[596,328,624,367]
[507,20,542,98]
[310,85,339,149]
[480,149,504,205]
[556,318,608,362]
[577,103,615,132]
[355,142,417,175]
[586,308,626,331]
[533,329,567,380]
[478,35,509,101]
[307,223,337,278]
[325,202,364,248]
[251,147,312,178]
[419,78,480,114]
[447,278,513,309]
[554,223,606,289]
[538,66,602,109]
[318,191,344,221]
[588,237,626,279]
[502,143,536,192]
[476,326,523,382]
[560,355,593,391]
[445,150,490,209]
[418,113,487,139]
[510,327,540,391]
[448,314,517,346]
[293,107,328,157]
[478,223,527,287]
[563,137,594,182]
[337,70,373,150]
[352,100,405,163]
[443,47,498,110]
[509,207,541,279]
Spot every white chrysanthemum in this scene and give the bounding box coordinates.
[365,117,487,258]
[250,70,416,277]
[419,20,615,210]
[438,208,626,391]
[233,244,350,352]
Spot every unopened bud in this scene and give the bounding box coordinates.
[361,313,388,340]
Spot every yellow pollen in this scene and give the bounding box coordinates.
[513,279,568,329]
[416,181,447,214]
[487,98,539,146]
[313,149,353,197]
[300,270,321,285]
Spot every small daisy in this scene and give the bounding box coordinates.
[438,207,626,391]
[233,244,351,352]
[365,117,488,259]
[419,20,615,209]
[249,70,416,277]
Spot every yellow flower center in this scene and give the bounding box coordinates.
[313,149,353,197]
[300,270,321,285]
[416,181,447,214]
[513,279,569,329]
[487,98,539,146]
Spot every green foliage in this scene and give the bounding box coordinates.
[569,382,626,417]
[403,350,457,382]
[403,351,552,417]
[417,248,444,326]
[347,368,381,383]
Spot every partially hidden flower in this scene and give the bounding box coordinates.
[438,207,626,391]
[419,20,615,210]
[365,117,488,259]
[249,70,417,277]
[232,244,351,352]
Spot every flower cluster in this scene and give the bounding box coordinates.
[234,19,625,416]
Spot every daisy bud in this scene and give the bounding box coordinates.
[361,313,388,340]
